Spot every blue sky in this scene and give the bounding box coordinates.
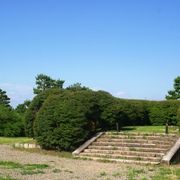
[0,0,180,107]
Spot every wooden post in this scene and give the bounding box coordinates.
[165,123,169,134]
[116,122,119,132]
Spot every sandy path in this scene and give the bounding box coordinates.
[0,145,154,180]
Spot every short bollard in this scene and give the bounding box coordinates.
[116,122,119,132]
[165,123,169,134]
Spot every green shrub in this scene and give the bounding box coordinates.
[0,105,24,137]
[147,100,180,125]
[25,88,62,137]
[177,107,180,131]
[34,90,101,150]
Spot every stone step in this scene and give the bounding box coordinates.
[92,141,171,149]
[102,135,178,141]
[88,145,167,153]
[80,152,161,162]
[96,138,174,145]
[78,156,160,165]
[84,149,164,157]
[105,132,177,137]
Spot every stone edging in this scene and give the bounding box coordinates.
[72,132,104,156]
[162,137,180,165]
[14,143,40,149]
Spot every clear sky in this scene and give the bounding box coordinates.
[0,0,180,107]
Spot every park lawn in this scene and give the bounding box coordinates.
[0,137,35,145]
[120,126,179,134]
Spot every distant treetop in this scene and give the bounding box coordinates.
[166,76,180,100]
[0,88,11,108]
[33,74,65,94]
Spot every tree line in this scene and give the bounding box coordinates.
[0,74,180,151]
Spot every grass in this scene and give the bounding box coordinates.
[99,171,107,177]
[0,137,35,145]
[120,126,179,134]
[0,175,16,180]
[0,160,49,175]
[152,166,180,180]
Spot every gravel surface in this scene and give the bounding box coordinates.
[0,145,156,180]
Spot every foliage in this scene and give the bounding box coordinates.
[177,107,180,131]
[66,83,89,91]
[0,89,10,108]
[30,88,180,151]
[33,74,64,94]
[147,100,180,125]
[24,74,180,150]
[15,100,31,114]
[25,88,62,137]
[0,105,24,137]
[34,90,101,150]
[166,76,180,100]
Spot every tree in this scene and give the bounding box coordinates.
[25,88,62,137]
[33,74,65,94]
[166,76,180,100]
[0,88,10,107]
[0,105,24,137]
[177,107,180,133]
[15,100,31,114]
[66,83,89,91]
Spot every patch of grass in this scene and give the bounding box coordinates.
[52,168,62,173]
[23,164,49,170]
[22,163,48,175]
[0,137,35,145]
[99,171,107,177]
[127,167,146,180]
[0,161,22,169]
[64,169,73,174]
[0,175,16,180]
[121,126,179,134]
[112,172,121,177]
[152,166,180,180]
[21,170,45,175]
[141,177,148,180]
[0,160,49,176]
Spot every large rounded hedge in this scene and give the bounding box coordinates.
[25,88,62,137]
[33,90,105,151]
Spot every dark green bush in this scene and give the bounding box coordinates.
[34,90,101,151]
[147,100,180,125]
[0,105,24,137]
[25,88,62,137]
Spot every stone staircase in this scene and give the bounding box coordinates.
[75,132,179,165]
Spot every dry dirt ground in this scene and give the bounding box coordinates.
[0,145,159,180]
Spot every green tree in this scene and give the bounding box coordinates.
[33,74,64,94]
[25,88,62,137]
[177,107,180,132]
[0,105,24,137]
[66,83,89,91]
[166,76,180,100]
[16,100,31,114]
[0,88,10,107]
